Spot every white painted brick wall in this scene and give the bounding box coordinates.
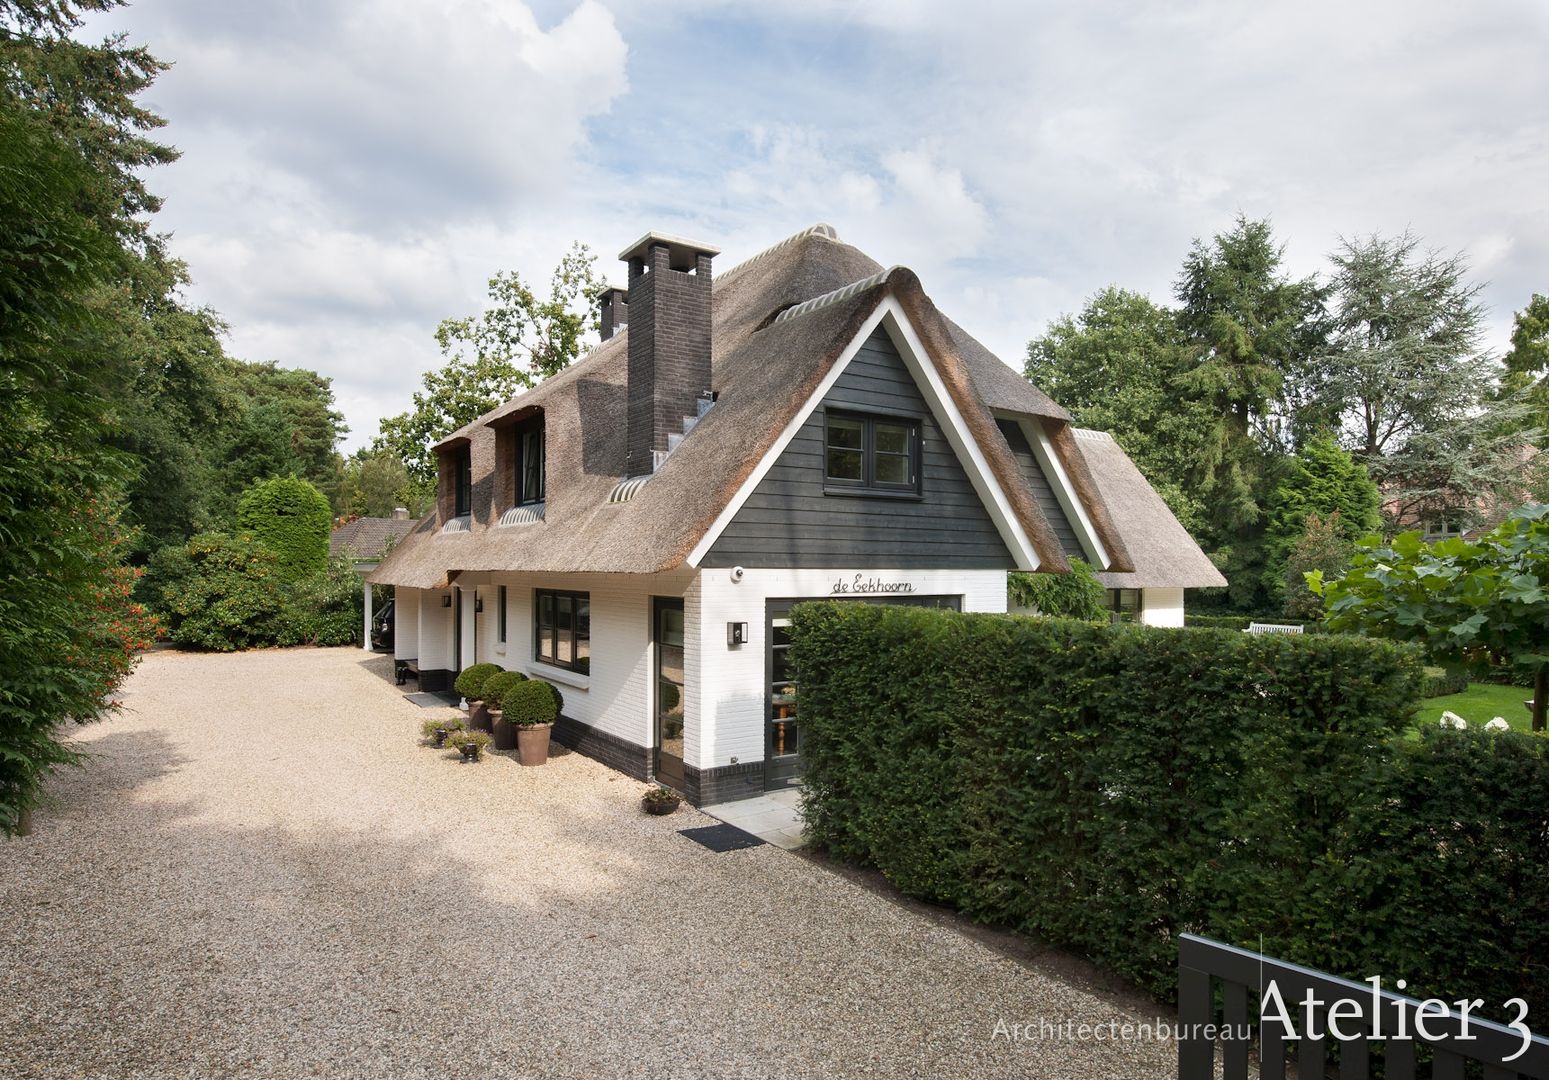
[417,589,453,670]
[393,588,420,661]
[691,567,1008,771]
[1141,587,1185,628]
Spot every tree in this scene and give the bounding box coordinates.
[1500,293,1549,441]
[1283,512,1351,620]
[1318,233,1527,528]
[236,476,332,581]
[334,447,428,519]
[225,360,345,486]
[148,533,287,651]
[375,244,605,481]
[1311,504,1549,730]
[1261,437,1381,607]
[1173,214,1327,531]
[1025,288,1213,533]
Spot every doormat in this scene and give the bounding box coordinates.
[405,691,460,708]
[678,823,766,852]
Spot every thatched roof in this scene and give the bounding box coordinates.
[371,226,1216,590]
[1070,429,1227,590]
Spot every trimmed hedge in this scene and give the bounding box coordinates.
[1422,664,1470,699]
[790,602,1549,1018]
[454,663,503,701]
[481,670,527,708]
[500,679,558,725]
[236,476,331,581]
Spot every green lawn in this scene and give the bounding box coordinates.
[1416,682,1537,734]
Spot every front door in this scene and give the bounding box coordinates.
[653,598,686,791]
[452,588,463,678]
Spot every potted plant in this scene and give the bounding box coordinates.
[454,662,503,732]
[447,729,492,762]
[481,670,529,751]
[498,678,558,766]
[421,716,464,747]
[641,785,681,815]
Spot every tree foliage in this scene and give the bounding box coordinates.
[1261,436,1380,607]
[1500,292,1549,441]
[1312,504,1549,729]
[235,475,332,581]
[1282,511,1350,620]
[1007,560,1107,622]
[375,244,605,482]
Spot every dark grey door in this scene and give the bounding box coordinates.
[653,598,686,791]
[763,595,963,792]
[452,588,463,677]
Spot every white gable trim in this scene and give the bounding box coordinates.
[685,295,1041,570]
[998,413,1111,571]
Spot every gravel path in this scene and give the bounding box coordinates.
[1,648,1179,1079]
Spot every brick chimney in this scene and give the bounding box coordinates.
[599,287,628,341]
[620,232,720,477]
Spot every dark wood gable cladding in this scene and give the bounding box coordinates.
[995,418,1085,560]
[702,327,1014,569]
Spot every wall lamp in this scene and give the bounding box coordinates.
[474,596,484,613]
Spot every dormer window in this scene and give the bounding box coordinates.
[516,415,545,506]
[453,446,472,517]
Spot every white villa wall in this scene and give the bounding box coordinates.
[394,588,420,660]
[1140,587,1185,628]
[691,567,1008,773]
[469,571,695,750]
[417,588,454,671]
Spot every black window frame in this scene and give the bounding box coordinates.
[452,445,473,518]
[1106,588,1143,623]
[498,584,508,644]
[515,415,545,506]
[822,409,922,498]
[533,588,590,674]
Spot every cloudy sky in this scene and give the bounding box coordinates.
[90,0,1549,452]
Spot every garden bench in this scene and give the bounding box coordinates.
[1245,622,1303,635]
[395,659,420,686]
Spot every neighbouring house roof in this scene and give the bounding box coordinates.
[1069,429,1227,590]
[330,516,416,562]
[370,225,1214,590]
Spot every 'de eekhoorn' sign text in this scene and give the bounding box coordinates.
[830,574,916,596]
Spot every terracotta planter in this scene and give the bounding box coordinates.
[467,700,492,732]
[516,722,552,767]
[490,710,516,751]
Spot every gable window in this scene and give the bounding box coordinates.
[823,411,921,495]
[534,588,589,674]
[516,416,545,506]
[498,585,508,644]
[453,446,472,517]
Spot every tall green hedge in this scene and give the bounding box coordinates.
[236,476,331,580]
[790,603,1549,1017]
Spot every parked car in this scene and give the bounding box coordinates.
[371,596,395,651]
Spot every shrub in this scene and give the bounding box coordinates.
[788,602,1549,1012]
[151,533,287,651]
[447,729,492,760]
[278,556,361,646]
[236,475,331,581]
[499,679,558,726]
[454,663,504,701]
[421,716,463,744]
[1007,559,1106,621]
[480,670,527,709]
[1422,665,1470,698]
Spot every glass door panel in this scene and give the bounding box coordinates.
[653,598,685,791]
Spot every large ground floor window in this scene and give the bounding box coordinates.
[534,589,590,673]
[1106,587,1142,623]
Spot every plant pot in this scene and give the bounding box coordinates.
[641,795,681,816]
[491,710,516,751]
[468,700,492,732]
[459,742,483,762]
[516,722,552,767]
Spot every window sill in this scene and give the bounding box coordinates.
[821,486,924,501]
[526,662,590,690]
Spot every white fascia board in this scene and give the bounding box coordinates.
[685,295,1040,571]
[1004,413,1110,571]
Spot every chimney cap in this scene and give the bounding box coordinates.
[618,231,721,271]
[392,507,410,520]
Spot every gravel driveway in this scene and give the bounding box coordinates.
[1,648,1178,1079]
